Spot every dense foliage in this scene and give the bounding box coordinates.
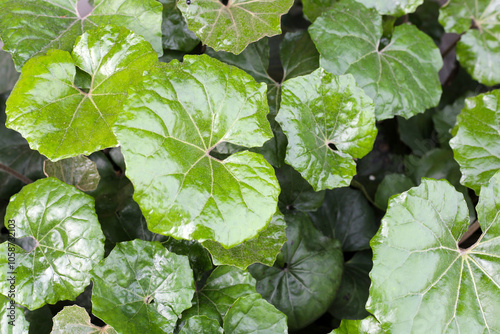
[0,0,499,333]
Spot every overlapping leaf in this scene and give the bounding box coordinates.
[177,0,293,54]
[439,0,500,85]
[0,0,162,69]
[160,0,199,51]
[301,0,337,22]
[44,155,100,191]
[51,305,117,334]
[276,68,377,190]
[0,50,19,94]
[309,1,442,119]
[91,240,195,334]
[178,315,223,334]
[0,178,105,310]
[368,176,500,332]
[0,295,29,333]
[332,316,384,334]
[5,25,158,161]
[354,0,423,16]
[114,54,279,247]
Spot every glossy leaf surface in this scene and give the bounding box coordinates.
[114,54,279,247]
[51,305,117,334]
[178,315,223,334]
[0,296,29,334]
[309,1,442,119]
[91,239,195,334]
[44,155,100,191]
[177,0,293,54]
[354,0,423,16]
[0,0,162,69]
[368,177,500,332]
[5,25,158,161]
[374,173,415,210]
[0,178,105,310]
[276,68,376,190]
[160,0,199,51]
[332,316,384,334]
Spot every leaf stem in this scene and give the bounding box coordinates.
[0,163,33,184]
[350,179,379,209]
[459,220,480,246]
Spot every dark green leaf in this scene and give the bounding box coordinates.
[163,238,213,281]
[433,96,466,147]
[374,173,415,210]
[397,109,436,156]
[301,0,337,22]
[43,155,100,191]
[51,305,116,334]
[280,30,320,80]
[160,0,199,52]
[0,50,19,94]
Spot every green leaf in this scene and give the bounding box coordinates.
[450,90,500,193]
[24,304,53,334]
[249,213,344,330]
[162,238,213,281]
[223,293,288,334]
[182,265,257,324]
[51,305,116,334]
[374,173,415,210]
[5,25,158,161]
[309,187,378,251]
[309,1,442,120]
[159,0,199,51]
[202,210,286,269]
[368,176,500,332]
[0,50,19,94]
[354,0,423,16]
[276,68,377,191]
[328,250,372,320]
[439,0,500,85]
[0,0,163,69]
[397,109,435,156]
[280,30,320,80]
[43,155,100,191]
[91,239,195,334]
[433,96,466,147]
[301,0,337,22]
[0,296,29,334]
[178,315,223,334]
[332,316,384,334]
[0,177,105,310]
[177,0,293,54]
[114,54,279,247]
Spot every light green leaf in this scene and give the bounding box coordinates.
[439,0,500,85]
[332,316,384,334]
[309,1,442,120]
[114,54,279,247]
[177,0,293,54]
[354,0,423,16]
[91,239,195,334]
[223,293,288,334]
[159,0,199,51]
[0,177,105,310]
[202,210,286,269]
[182,265,257,324]
[368,176,500,332]
[301,0,337,22]
[374,173,415,210]
[0,0,162,69]
[0,50,19,94]
[178,315,223,334]
[450,90,500,193]
[5,25,158,161]
[0,296,29,334]
[249,213,344,330]
[51,305,116,334]
[276,68,377,191]
[44,155,100,191]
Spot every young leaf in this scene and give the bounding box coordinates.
[91,239,195,334]
[51,305,117,334]
[202,211,286,269]
[177,315,223,334]
[44,155,100,191]
[0,178,105,310]
[249,212,344,330]
[5,25,158,161]
[439,0,500,85]
[450,90,500,193]
[0,50,19,94]
[368,176,500,332]
[177,0,293,54]
[0,0,163,69]
[276,68,377,191]
[0,296,29,333]
[332,316,384,334]
[309,1,442,120]
[354,0,423,16]
[159,0,199,52]
[114,54,279,247]
[223,293,288,333]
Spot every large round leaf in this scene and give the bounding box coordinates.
[177,0,293,54]
[0,0,162,69]
[249,212,344,330]
[114,54,279,247]
[5,25,158,161]
[309,1,442,120]
[450,90,500,193]
[439,0,500,85]
[91,239,195,334]
[276,68,377,190]
[0,177,105,310]
[368,176,500,332]
[354,0,423,16]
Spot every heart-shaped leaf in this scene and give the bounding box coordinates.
[309,1,442,120]
[0,177,105,310]
[114,54,279,247]
[276,68,377,191]
[177,0,293,54]
[91,239,195,334]
[0,0,163,69]
[44,155,100,191]
[51,305,117,334]
[354,0,423,16]
[5,25,158,161]
[368,176,500,332]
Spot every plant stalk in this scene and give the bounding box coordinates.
[0,163,33,184]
